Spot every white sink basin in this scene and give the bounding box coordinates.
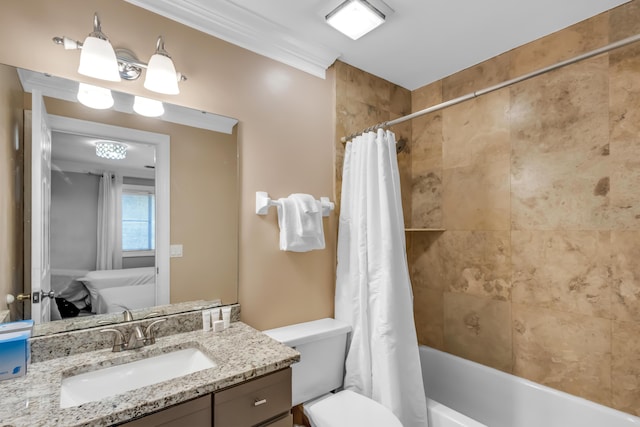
[60,348,216,408]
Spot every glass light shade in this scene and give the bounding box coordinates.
[78,36,121,82]
[133,96,165,117]
[77,83,114,110]
[95,141,127,160]
[144,54,180,95]
[326,0,385,40]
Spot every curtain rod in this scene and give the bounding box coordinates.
[341,32,640,143]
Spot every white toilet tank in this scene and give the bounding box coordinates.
[264,318,352,406]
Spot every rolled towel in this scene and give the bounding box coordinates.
[277,194,325,252]
[291,193,321,237]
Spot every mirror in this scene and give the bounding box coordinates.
[1,64,240,335]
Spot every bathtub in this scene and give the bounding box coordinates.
[420,346,640,427]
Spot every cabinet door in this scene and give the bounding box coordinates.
[120,395,212,427]
[265,413,293,427]
[214,368,291,427]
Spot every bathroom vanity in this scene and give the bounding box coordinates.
[0,320,299,426]
[122,368,292,426]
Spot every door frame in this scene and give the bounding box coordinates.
[28,90,52,323]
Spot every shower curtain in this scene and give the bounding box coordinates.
[336,129,428,427]
[96,172,122,271]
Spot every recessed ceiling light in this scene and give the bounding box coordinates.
[326,0,385,40]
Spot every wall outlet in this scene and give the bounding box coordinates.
[170,244,183,258]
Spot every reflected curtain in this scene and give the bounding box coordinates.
[96,172,122,270]
[336,129,428,427]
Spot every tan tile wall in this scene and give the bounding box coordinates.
[334,61,412,221]
[410,0,640,415]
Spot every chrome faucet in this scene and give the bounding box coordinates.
[101,314,167,352]
[100,328,127,352]
[144,318,166,345]
[127,324,147,349]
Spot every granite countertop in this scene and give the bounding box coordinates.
[0,322,299,427]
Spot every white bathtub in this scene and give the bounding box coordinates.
[420,346,640,427]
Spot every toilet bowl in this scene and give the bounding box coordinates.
[263,318,402,427]
[303,390,402,427]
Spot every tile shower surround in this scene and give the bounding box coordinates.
[336,0,640,416]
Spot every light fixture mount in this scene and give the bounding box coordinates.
[88,13,108,42]
[116,48,144,81]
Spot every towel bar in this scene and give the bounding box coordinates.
[255,191,334,217]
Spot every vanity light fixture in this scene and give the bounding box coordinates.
[144,37,180,95]
[326,0,385,40]
[77,82,114,110]
[53,13,187,95]
[77,14,121,82]
[133,96,165,117]
[95,141,127,160]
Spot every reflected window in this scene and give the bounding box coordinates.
[122,185,155,254]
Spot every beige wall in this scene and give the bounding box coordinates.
[409,1,640,416]
[0,0,336,330]
[0,64,24,321]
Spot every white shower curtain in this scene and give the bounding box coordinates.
[96,172,122,270]
[336,129,428,427]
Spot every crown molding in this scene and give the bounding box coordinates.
[125,0,341,79]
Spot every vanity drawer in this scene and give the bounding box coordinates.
[120,395,212,426]
[266,413,293,426]
[214,368,291,427]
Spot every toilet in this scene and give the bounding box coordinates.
[263,318,403,427]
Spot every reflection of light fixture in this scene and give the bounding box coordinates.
[96,141,127,160]
[77,14,120,82]
[77,82,114,109]
[326,0,385,40]
[133,96,165,117]
[53,13,186,95]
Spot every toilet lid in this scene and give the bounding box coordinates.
[303,390,403,427]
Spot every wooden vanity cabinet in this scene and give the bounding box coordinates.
[119,395,212,426]
[119,368,292,427]
[214,368,292,426]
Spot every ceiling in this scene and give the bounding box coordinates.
[52,132,156,179]
[126,0,628,90]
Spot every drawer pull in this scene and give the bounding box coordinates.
[254,398,267,407]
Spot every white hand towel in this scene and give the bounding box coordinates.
[277,194,325,252]
[291,193,321,237]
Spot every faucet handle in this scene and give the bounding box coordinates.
[101,328,126,352]
[144,318,167,345]
[122,310,134,322]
